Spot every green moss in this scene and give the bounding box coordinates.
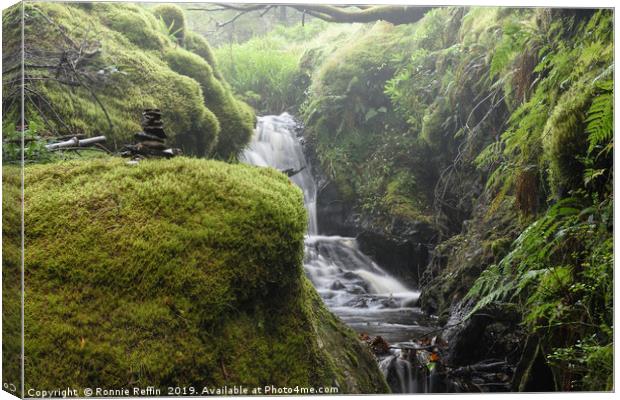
[184,31,222,80]
[3,2,252,158]
[152,4,186,45]
[383,171,431,223]
[2,165,22,391]
[93,3,169,50]
[19,157,387,392]
[163,47,255,159]
[301,21,429,222]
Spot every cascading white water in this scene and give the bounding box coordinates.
[241,113,428,344]
[241,113,318,235]
[242,113,432,393]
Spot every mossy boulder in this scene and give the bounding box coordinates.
[184,31,222,80]
[152,4,186,45]
[163,47,255,159]
[2,2,253,158]
[95,3,169,50]
[12,158,387,393]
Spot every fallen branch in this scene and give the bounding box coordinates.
[46,135,106,150]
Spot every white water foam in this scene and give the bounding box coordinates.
[241,114,424,343]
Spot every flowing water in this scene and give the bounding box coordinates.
[242,113,433,392]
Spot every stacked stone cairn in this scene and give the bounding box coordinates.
[121,109,182,159]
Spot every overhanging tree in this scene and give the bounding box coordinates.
[187,3,434,27]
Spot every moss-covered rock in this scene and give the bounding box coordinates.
[2,2,252,158]
[419,195,521,323]
[163,47,255,159]
[184,31,222,80]
[14,157,387,393]
[152,4,186,45]
[95,3,169,50]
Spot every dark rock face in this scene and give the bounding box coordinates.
[511,335,556,392]
[355,218,436,288]
[316,181,358,236]
[418,234,486,323]
[442,301,523,367]
[315,177,437,287]
[442,301,555,392]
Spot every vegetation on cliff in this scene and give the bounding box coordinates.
[214,6,613,391]
[5,158,387,392]
[2,2,254,159]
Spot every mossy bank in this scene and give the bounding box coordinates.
[6,158,387,393]
[2,3,254,159]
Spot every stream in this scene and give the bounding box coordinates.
[241,113,435,392]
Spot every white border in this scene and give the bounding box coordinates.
[0,1,616,400]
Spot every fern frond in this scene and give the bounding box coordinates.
[586,80,613,155]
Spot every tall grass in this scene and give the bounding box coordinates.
[215,36,303,114]
[214,20,330,114]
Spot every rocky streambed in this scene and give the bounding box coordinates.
[241,113,526,393]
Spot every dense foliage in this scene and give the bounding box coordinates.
[214,7,613,391]
[2,2,613,392]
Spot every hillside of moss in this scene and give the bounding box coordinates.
[214,7,613,391]
[6,158,387,393]
[2,2,254,159]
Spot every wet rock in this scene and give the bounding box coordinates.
[346,285,366,295]
[347,297,369,308]
[330,280,346,290]
[380,296,399,309]
[343,271,360,280]
[370,336,391,355]
[441,300,524,368]
[315,181,358,236]
[356,217,436,287]
[135,131,165,142]
[402,297,418,308]
[140,108,167,139]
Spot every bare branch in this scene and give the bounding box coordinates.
[191,4,433,26]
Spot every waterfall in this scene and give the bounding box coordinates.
[242,113,429,393]
[241,113,318,235]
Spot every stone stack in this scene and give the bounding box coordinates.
[121,109,182,159]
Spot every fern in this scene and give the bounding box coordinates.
[465,197,583,318]
[586,79,613,156]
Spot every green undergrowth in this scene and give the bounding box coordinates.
[301,12,454,227]
[459,9,614,391]
[3,2,254,159]
[213,19,332,114]
[12,157,387,392]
